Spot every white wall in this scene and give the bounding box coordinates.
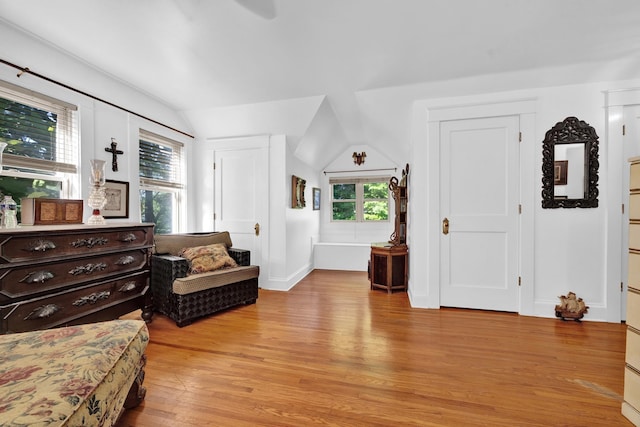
[0,23,194,226]
[409,79,640,322]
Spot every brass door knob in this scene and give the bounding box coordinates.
[254,223,260,236]
[442,218,449,235]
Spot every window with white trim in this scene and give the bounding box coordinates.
[0,80,79,219]
[139,129,184,233]
[330,177,390,222]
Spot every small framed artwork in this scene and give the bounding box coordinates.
[103,179,129,218]
[554,160,568,185]
[313,187,321,210]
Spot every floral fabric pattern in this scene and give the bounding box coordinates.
[179,243,238,274]
[0,319,148,427]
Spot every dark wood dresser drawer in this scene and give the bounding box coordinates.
[0,223,154,334]
[0,225,153,264]
[0,249,149,303]
[0,271,148,333]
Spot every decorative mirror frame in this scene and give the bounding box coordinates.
[541,116,599,208]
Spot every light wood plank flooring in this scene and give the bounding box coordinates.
[118,270,632,426]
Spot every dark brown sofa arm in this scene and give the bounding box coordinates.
[228,248,250,266]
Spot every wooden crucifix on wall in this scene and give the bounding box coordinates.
[105,138,124,172]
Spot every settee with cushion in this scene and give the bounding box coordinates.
[0,319,148,426]
[151,231,259,327]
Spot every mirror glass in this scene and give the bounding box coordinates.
[553,143,585,200]
[542,116,599,208]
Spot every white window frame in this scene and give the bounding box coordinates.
[139,129,185,232]
[330,176,391,222]
[0,80,79,199]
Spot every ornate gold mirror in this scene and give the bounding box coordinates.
[541,117,599,208]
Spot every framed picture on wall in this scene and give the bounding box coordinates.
[103,179,129,218]
[554,160,568,185]
[313,187,321,210]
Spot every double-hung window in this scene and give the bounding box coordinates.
[0,80,79,218]
[330,177,390,222]
[139,129,184,233]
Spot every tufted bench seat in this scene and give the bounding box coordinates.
[0,319,148,426]
[151,232,259,327]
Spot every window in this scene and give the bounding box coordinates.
[0,80,78,219]
[139,129,184,234]
[330,177,389,221]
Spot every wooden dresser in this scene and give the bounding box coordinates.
[624,157,640,425]
[0,223,154,334]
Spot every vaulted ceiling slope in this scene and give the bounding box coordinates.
[1,0,640,168]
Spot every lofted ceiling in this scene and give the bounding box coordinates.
[1,0,640,167]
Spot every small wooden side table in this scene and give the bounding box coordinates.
[370,243,408,293]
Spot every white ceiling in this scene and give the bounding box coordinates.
[2,0,640,154]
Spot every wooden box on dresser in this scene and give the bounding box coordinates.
[0,223,154,334]
[625,157,640,425]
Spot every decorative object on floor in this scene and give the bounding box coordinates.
[105,137,124,172]
[352,151,366,165]
[87,159,107,224]
[291,175,306,208]
[103,179,130,218]
[541,116,599,208]
[389,163,409,245]
[313,187,321,210]
[555,291,589,321]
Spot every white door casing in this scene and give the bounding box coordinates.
[439,115,520,312]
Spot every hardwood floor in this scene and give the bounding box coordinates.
[118,270,632,426]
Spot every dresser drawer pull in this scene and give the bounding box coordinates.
[119,281,138,293]
[71,237,109,248]
[119,233,137,243]
[68,262,108,276]
[72,290,111,306]
[26,239,56,252]
[24,304,60,320]
[116,255,135,265]
[20,270,54,284]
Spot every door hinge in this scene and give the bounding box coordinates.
[623,203,626,215]
[518,204,522,214]
[518,276,522,286]
[519,132,522,142]
[622,282,625,292]
[213,213,217,220]
[213,162,216,170]
[623,124,626,136]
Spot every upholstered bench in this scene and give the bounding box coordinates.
[151,232,259,327]
[0,319,148,426]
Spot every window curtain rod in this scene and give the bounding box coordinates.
[324,167,397,175]
[0,58,194,139]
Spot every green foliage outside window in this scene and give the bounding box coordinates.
[0,97,58,161]
[332,180,388,221]
[139,189,173,234]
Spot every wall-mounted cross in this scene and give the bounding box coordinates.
[105,138,124,172]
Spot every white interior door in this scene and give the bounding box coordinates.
[213,138,268,284]
[440,116,520,311]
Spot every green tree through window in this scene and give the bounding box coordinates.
[331,179,389,221]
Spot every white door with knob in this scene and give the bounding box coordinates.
[439,115,520,311]
[212,136,269,286]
